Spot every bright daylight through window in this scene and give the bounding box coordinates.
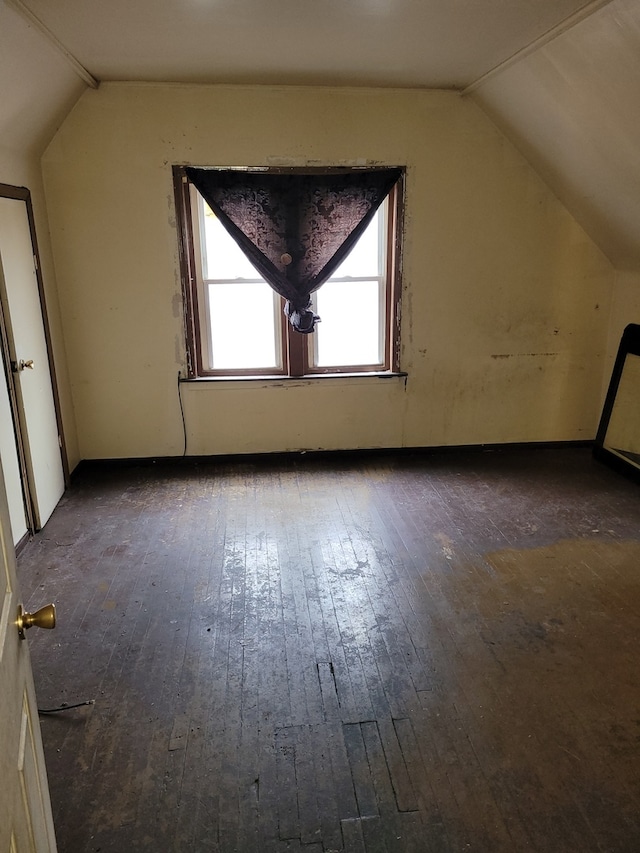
[174,167,403,379]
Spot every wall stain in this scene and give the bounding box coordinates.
[491,352,559,359]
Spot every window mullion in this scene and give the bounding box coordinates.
[286,324,307,377]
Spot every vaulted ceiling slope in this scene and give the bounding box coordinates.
[6,0,600,89]
[0,3,83,160]
[471,0,640,271]
[2,0,638,271]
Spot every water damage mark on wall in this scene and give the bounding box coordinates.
[490,352,558,359]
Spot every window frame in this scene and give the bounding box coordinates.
[173,165,404,380]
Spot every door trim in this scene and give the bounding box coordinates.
[0,290,35,533]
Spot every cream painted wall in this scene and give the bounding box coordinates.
[42,83,614,459]
[0,1,85,473]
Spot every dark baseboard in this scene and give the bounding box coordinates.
[71,440,594,479]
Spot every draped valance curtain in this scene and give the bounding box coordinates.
[185,167,403,333]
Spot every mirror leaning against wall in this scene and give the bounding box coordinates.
[594,323,640,481]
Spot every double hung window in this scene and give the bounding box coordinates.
[174,166,403,378]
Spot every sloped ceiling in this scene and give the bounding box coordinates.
[7,0,600,89]
[2,0,639,271]
[0,3,84,160]
[471,0,640,271]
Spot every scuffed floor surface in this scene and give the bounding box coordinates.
[18,447,640,852]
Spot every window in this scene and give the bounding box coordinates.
[174,166,403,379]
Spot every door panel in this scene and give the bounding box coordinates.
[0,194,64,530]
[0,458,57,851]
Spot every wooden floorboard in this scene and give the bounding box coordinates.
[16,447,640,852]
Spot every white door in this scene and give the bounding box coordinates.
[0,192,65,533]
[0,457,58,851]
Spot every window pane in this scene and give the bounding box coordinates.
[331,206,382,278]
[208,283,279,370]
[202,202,260,280]
[314,280,382,367]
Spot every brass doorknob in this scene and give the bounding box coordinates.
[17,603,56,640]
[19,359,35,370]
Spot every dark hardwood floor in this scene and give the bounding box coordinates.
[17,447,640,852]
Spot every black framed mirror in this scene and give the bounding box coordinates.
[594,323,640,482]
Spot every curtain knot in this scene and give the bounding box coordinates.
[285,300,321,334]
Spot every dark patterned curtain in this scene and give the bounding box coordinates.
[185,167,402,333]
